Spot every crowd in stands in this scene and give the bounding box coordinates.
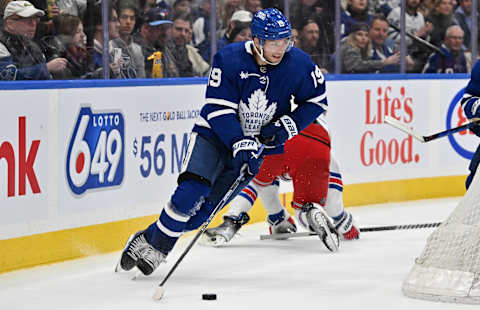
[0,0,477,80]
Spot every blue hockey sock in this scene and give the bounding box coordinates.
[144,179,211,254]
[144,201,191,254]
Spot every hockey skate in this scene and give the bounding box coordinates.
[334,211,360,240]
[202,212,250,246]
[268,211,297,240]
[116,230,166,276]
[303,203,340,252]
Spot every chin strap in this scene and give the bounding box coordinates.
[252,40,281,66]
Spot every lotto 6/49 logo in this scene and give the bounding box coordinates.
[66,107,124,195]
[446,87,477,160]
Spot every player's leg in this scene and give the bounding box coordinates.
[249,154,296,235]
[201,182,256,245]
[255,180,296,235]
[324,154,360,240]
[203,153,294,244]
[288,124,339,251]
[466,144,480,189]
[118,133,223,275]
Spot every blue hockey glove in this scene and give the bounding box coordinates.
[462,96,480,120]
[231,137,262,176]
[260,115,298,147]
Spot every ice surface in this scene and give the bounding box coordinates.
[0,198,475,310]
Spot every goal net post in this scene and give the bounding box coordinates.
[402,168,480,304]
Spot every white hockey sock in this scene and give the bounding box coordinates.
[224,183,258,217]
[257,182,284,216]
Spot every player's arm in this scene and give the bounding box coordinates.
[260,63,327,146]
[461,61,480,120]
[200,52,244,148]
[200,52,261,175]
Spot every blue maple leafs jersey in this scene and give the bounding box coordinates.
[193,41,328,153]
[461,60,480,137]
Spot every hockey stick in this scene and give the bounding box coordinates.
[384,116,480,143]
[259,222,442,240]
[152,146,264,301]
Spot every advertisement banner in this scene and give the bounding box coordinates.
[1,78,477,240]
[56,85,203,231]
[0,90,50,238]
[326,79,475,184]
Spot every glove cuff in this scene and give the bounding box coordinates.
[279,115,298,139]
[232,138,258,158]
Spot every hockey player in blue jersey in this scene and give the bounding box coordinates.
[461,60,480,189]
[117,8,329,276]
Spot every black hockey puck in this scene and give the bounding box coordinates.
[202,293,217,300]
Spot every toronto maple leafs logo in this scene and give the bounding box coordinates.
[239,89,277,136]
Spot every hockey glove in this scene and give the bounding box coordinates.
[260,115,298,147]
[231,137,262,176]
[462,96,480,120]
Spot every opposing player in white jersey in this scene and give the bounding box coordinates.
[117,8,330,276]
[204,121,360,251]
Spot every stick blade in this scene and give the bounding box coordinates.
[384,116,425,142]
[152,286,165,301]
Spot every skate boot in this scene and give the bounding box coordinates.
[268,210,297,239]
[203,212,250,246]
[303,203,339,252]
[136,245,166,276]
[117,230,149,272]
[334,211,360,240]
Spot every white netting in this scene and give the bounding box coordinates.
[402,167,480,304]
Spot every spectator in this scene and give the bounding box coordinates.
[298,19,329,70]
[57,0,86,18]
[422,25,468,73]
[242,0,262,14]
[455,0,474,49]
[111,3,146,78]
[168,12,194,76]
[134,6,179,78]
[220,0,241,29]
[337,23,399,73]
[217,9,252,50]
[387,0,433,72]
[192,0,220,62]
[419,0,437,16]
[168,13,208,77]
[41,14,91,79]
[425,0,457,48]
[91,4,124,78]
[387,0,432,49]
[370,0,400,16]
[368,15,405,72]
[341,0,373,37]
[172,0,191,16]
[0,1,66,80]
[0,0,12,28]
[185,15,209,76]
[289,0,324,30]
[30,0,61,39]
